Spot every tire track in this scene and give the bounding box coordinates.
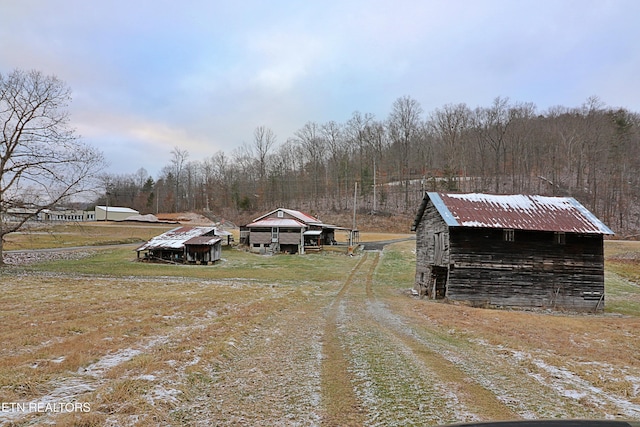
[350,250,520,423]
[362,252,519,421]
[320,253,369,426]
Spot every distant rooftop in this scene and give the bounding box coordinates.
[95,205,138,213]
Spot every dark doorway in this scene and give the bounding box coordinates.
[431,266,448,299]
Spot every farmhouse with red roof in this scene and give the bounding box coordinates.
[241,208,350,254]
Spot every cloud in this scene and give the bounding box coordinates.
[2,0,640,178]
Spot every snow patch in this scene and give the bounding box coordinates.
[511,350,640,418]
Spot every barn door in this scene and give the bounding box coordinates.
[434,232,444,265]
[431,266,448,299]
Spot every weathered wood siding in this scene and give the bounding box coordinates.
[414,200,606,311]
[414,202,449,292]
[447,228,605,311]
[185,244,221,264]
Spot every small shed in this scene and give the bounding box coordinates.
[136,226,222,264]
[412,192,614,312]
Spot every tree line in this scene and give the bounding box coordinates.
[100,95,640,237]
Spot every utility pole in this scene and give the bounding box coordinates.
[352,181,357,230]
[349,181,358,247]
[105,191,110,221]
[373,158,377,213]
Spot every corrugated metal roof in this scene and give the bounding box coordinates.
[96,205,138,213]
[246,218,306,228]
[136,226,217,251]
[428,192,614,234]
[184,236,222,246]
[253,208,321,225]
[279,208,321,224]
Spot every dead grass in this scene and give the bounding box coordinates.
[1,231,639,424]
[4,222,176,251]
[321,255,369,426]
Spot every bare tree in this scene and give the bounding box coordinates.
[210,151,231,208]
[345,111,374,180]
[387,96,424,209]
[294,122,326,208]
[474,97,514,192]
[320,120,345,206]
[0,69,105,264]
[253,125,277,181]
[428,103,472,190]
[134,167,150,188]
[170,146,189,212]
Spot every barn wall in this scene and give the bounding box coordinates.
[447,228,605,311]
[185,243,221,264]
[414,201,449,295]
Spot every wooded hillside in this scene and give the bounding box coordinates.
[99,96,640,237]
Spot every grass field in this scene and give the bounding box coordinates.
[4,222,177,251]
[0,224,639,426]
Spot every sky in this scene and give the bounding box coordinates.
[1,0,639,178]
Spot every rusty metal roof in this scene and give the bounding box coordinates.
[184,236,222,246]
[426,192,613,234]
[246,218,306,228]
[136,226,217,251]
[253,208,321,225]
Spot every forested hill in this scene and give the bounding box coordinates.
[97,96,640,238]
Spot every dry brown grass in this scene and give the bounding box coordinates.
[0,271,312,425]
[1,230,639,424]
[4,222,175,250]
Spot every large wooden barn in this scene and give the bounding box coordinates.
[411,192,614,312]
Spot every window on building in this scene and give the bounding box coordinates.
[503,229,515,242]
[277,210,284,218]
[554,231,566,245]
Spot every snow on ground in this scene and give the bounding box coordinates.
[0,313,213,425]
[510,350,640,419]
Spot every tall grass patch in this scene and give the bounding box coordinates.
[373,240,416,290]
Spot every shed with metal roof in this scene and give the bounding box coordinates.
[412,192,613,312]
[136,226,222,264]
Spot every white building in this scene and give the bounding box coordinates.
[95,206,139,221]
